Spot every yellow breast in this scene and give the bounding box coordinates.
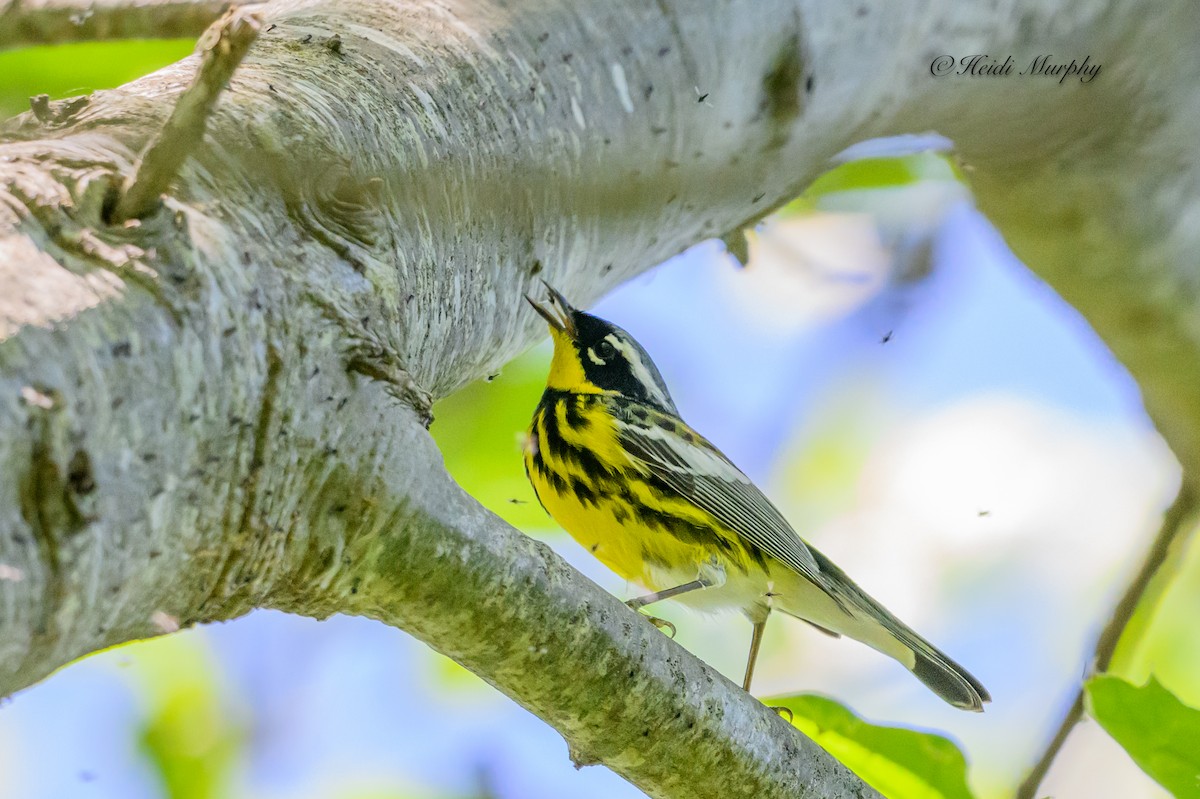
[524,391,730,591]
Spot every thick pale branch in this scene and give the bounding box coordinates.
[112,6,262,221]
[0,0,231,50]
[265,397,881,799]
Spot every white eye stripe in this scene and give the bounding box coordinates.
[606,334,673,408]
[586,348,606,365]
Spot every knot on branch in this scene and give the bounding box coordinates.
[28,94,90,127]
[288,166,388,275]
[346,343,434,428]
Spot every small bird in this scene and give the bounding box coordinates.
[523,284,990,712]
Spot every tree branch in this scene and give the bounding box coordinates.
[1015,482,1199,799]
[265,397,881,799]
[111,6,262,222]
[0,0,231,50]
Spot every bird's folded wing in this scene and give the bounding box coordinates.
[612,402,832,594]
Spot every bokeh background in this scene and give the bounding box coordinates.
[2,37,1197,799]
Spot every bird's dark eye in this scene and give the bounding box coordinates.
[594,340,616,360]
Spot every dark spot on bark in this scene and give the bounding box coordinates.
[530,259,543,276]
[141,452,156,463]
[621,46,633,56]
[805,74,814,93]
[537,31,549,43]
[336,397,349,411]
[752,192,765,203]
[650,126,667,136]
[148,549,162,559]
[99,181,121,223]
[760,35,805,150]
[643,84,653,101]
[110,341,131,358]
[658,46,670,57]
[301,34,312,43]
[324,34,343,54]
[602,263,613,274]
[562,52,573,63]
[67,450,95,495]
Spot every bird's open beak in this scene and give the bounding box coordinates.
[525,280,577,338]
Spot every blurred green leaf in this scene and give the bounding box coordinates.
[122,634,245,799]
[774,693,976,799]
[1086,675,1200,798]
[431,348,553,530]
[0,39,192,118]
[779,152,968,217]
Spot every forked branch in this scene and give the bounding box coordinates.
[110,5,260,222]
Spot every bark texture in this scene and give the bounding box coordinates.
[1,0,1197,797]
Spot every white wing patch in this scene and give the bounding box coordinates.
[625,422,750,482]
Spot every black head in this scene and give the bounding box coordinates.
[526,283,679,413]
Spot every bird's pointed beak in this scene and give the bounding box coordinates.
[525,280,577,338]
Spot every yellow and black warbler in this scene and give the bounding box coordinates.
[523,284,990,712]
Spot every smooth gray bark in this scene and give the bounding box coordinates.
[1,0,1197,797]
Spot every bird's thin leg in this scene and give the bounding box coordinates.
[625,578,712,637]
[626,579,708,610]
[743,619,767,692]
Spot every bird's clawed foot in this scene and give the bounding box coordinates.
[625,602,677,638]
[766,704,794,722]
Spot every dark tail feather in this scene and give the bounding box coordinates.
[910,647,991,712]
[802,546,992,712]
